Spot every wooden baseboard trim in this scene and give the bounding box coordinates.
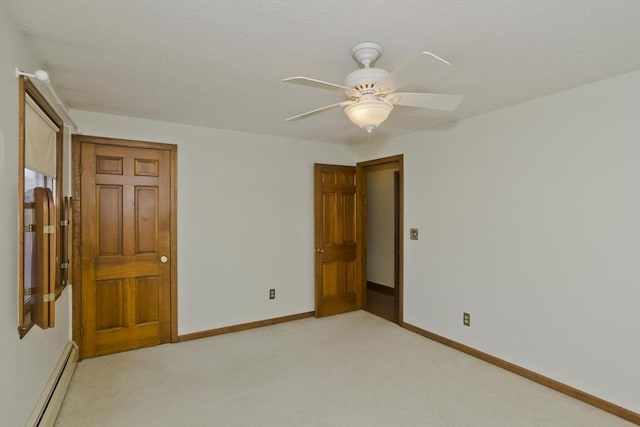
[402,322,640,424]
[177,311,315,343]
[367,281,395,296]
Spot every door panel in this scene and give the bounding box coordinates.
[135,187,158,253]
[314,164,361,316]
[97,185,123,255]
[81,142,172,358]
[136,276,159,324]
[95,279,123,330]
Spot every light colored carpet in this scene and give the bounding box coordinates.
[55,311,633,427]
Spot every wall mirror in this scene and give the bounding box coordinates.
[18,76,67,338]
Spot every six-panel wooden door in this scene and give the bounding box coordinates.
[80,142,172,357]
[314,164,361,316]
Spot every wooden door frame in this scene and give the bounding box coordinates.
[356,154,404,324]
[71,135,178,359]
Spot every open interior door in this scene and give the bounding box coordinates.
[314,164,361,316]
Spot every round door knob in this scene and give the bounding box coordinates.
[160,255,168,263]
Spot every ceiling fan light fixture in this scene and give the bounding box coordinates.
[344,99,393,133]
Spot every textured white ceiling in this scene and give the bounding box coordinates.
[5,0,640,144]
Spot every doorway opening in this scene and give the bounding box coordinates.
[357,155,403,324]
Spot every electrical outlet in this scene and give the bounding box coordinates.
[269,289,275,300]
[463,312,470,327]
[410,228,419,240]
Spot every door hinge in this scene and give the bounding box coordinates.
[25,224,34,232]
[43,225,55,234]
[60,219,69,226]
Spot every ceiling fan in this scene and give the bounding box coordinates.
[282,41,464,134]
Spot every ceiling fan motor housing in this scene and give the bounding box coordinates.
[345,41,390,92]
[344,67,389,91]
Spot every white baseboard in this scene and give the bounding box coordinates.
[26,341,78,427]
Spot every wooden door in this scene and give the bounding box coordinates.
[80,142,172,358]
[314,164,361,316]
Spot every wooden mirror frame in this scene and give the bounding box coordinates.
[18,76,65,338]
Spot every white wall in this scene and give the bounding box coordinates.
[70,110,356,334]
[355,69,640,412]
[366,168,396,287]
[0,5,72,425]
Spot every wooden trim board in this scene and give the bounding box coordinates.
[366,281,395,296]
[178,312,315,342]
[402,322,640,425]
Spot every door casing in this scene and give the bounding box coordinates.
[71,135,178,359]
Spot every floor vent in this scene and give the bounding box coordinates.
[26,341,78,427]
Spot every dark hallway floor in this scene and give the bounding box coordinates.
[365,286,396,323]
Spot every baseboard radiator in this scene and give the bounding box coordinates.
[26,341,79,427]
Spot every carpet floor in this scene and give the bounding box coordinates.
[55,311,633,426]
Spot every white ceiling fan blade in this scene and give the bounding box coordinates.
[392,93,464,111]
[379,52,452,92]
[282,76,356,94]
[285,100,354,122]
